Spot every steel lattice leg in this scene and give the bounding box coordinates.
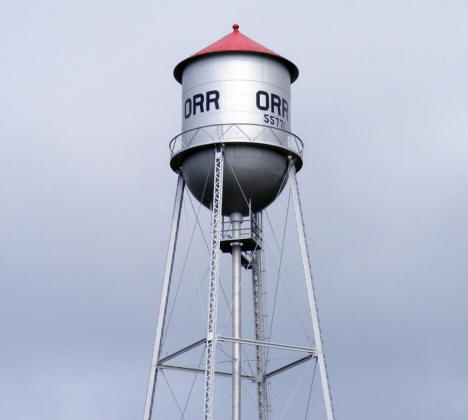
[251,212,269,420]
[203,147,224,420]
[288,162,335,420]
[143,175,185,420]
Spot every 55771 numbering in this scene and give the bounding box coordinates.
[264,114,285,128]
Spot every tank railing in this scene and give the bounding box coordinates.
[235,125,252,141]
[186,128,201,146]
[270,128,282,146]
[199,126,218,143]
[218,124,235,140]
[169,123,304,158]
[251,126,269,142]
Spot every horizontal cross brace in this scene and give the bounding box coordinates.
[157,338,206,365]
[218,336,316,354]
[264,354,315,380]
[159,364,254,381]
[160,357,314,383]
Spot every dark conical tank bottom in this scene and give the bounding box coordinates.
[180,144,289,216]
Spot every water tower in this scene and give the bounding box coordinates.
[143,25,335,420]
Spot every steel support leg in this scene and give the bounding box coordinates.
[203,147,224,420]
[288,162,335,420]
[251,212,269,420]
[143,175,185,420]
[230,212,243,420]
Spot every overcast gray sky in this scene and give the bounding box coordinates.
[1,1,467,419]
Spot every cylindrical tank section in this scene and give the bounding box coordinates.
[170,25,302,215]
[181,53,291,134]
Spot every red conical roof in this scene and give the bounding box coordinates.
[173,24,299,83]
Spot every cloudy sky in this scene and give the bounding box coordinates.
[1,1,467,419]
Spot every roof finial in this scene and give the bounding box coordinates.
[233,24,239,32]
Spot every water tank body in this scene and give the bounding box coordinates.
[171,25,302,215]
[181,53,291,132]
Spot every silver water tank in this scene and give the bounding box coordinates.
[170,24,302,215]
